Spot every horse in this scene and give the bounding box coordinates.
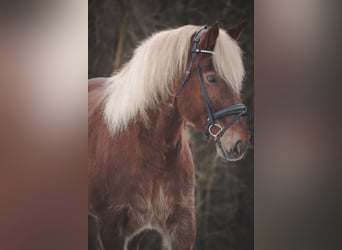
[89,212,105,250]
[88,22,249,250]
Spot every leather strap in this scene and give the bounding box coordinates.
[175,26,209,97]
[175,25,247,142]
[197,65,247,141]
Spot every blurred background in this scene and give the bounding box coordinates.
[89,0,254,249]
[0,1,87,250]
[255,1,342,249]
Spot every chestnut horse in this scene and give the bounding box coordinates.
[89,22,249,250]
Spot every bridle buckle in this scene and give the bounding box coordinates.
[208,123,223,138]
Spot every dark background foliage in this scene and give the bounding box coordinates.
[89,0,253,249]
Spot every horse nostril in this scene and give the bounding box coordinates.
[233,140,242,156]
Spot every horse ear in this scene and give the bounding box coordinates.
[204,22,220,50]
[227,21,247,41]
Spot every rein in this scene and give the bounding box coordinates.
[175,26,247,143]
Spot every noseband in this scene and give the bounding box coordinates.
[176,26,247,143]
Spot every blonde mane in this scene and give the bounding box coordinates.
[103,25,245,134]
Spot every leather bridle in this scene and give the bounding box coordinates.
[176,26,247,143]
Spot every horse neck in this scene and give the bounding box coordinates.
[136,99,185,149]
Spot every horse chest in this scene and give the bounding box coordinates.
[132,183,174,227]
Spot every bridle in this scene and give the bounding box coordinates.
[175,26,247,144]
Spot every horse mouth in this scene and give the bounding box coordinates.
[215,142,247,162]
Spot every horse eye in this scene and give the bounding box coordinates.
[206,75,217,84]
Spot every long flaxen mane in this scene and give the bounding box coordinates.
[103,25,245,135]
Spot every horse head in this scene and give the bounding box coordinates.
[175,22,249,161]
